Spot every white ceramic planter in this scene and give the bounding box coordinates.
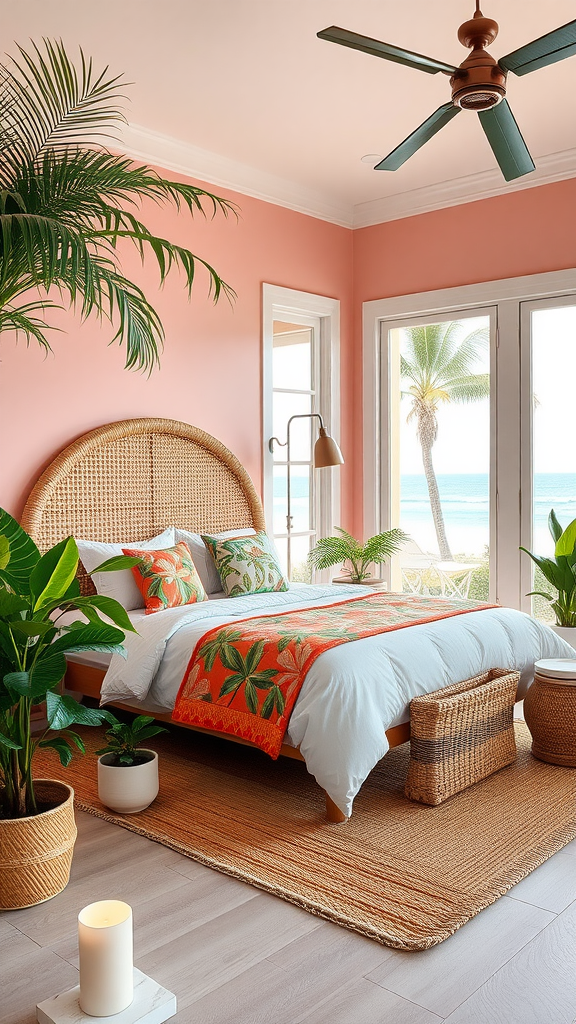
[551,625,576,652]
[97,750,159,814]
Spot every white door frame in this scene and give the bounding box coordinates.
[262,284,341,552]
[363,269,576,609]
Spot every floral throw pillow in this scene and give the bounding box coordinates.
[122,541,207,614]
[201,531,288,597]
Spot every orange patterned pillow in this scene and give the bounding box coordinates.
[122,541,207,614]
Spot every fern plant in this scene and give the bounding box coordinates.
[308,527,408,583]
[0,39,235,373]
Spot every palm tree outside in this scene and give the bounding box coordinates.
[0,40,235,373]
[400,320,490,561]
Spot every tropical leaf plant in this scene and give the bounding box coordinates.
[521,509,576,627]
[400,320,490,560]
[95,714,167,767]
[0,508,140,818]
[0,39,235,373]
[308,527,408,583]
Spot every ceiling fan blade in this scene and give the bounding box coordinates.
[478,100,535,181]
[317,26,456,75]
[374,103,461,171]
[499,19,576,76]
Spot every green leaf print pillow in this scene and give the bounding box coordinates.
[201,531,288,597]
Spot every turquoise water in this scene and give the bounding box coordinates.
[400,473,576,555]
[273,472,576,556]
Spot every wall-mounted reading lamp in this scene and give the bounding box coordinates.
[268,413,344,578]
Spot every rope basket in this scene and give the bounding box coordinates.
[405,668,519,805]
[524,668,576,767]
[0,780,77,909]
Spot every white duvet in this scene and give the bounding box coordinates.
[101,585,572,817]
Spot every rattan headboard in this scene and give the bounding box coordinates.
[21,418,266,553]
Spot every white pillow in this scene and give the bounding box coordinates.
[175,528,256,595]
[77,528,176,610]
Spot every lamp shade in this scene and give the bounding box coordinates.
[313,427,344,468]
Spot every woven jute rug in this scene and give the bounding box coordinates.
[35,722,576,950]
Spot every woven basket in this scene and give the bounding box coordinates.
[0,780,77,909]
[405,668,519,806]
[524,669,576,766]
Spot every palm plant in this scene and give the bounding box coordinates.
[308,527,408,582]
[0,39,235,373]
[400,320,490,560]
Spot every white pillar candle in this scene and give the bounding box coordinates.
[78,900,134,1017]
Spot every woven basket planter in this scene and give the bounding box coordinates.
[0,780,77,910]
[405,668,519,806]
[524,663,576,766]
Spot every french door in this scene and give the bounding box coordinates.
[363,269,576,611]
[520,296,576,618]
[379,308,496,600]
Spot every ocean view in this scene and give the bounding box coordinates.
[400,473,576,557]
[274,472,576,558]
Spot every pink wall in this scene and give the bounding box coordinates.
[351,177,576,532]
[3,167,575,539]
[0,173,354,524]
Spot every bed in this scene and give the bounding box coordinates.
[21,417,572,820]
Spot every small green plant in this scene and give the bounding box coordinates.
[308,527,409,583]
[520,509,576,627]
[0,508,141,819]
[96,715,167,767]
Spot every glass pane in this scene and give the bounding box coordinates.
[289,466,313,533]
[272,391,312,462]
[290,534,314,583]
[273,325,312,390]
[390,316,491,600]
[273,465,287,534]
[531,305,576,621]
[274,536,288,576]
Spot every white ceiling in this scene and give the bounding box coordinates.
[8,1,576,225]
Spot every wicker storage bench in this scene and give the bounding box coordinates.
[405,668,519,806]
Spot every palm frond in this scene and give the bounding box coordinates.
[308,536,357,572]
[0,300,61,350]
[0,39,234,371]
[0,39,126,175]
[444,373,490,402]
[362,529,409,564]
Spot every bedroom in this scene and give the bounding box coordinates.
[1,1,576,1022]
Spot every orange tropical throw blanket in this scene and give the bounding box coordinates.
[172,592,496,757]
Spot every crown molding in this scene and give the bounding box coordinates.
[352,146,576,228]
[121,122,576,231]
[121,122,354,228]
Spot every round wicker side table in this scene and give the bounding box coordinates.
[524,659,576,767]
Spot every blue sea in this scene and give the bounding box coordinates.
[400,473,576,556]
[274,472,576,556]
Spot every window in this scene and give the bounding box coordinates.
[363,269,576,609]
[383,311,494,600]
[521,298,576,620]
[271,320,318,579]
[263,286,340,582]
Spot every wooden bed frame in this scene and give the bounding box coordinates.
[21,417,410,823]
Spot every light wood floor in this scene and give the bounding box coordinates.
[2,807,576,1024]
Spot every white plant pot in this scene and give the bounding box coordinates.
[551,625,576,652]
[97,750,159,814]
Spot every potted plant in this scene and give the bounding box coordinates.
[308,527,409,584]
[96,715,167,814]
[0,508,140,909]
[521,509,576,649]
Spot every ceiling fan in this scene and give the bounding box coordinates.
[318,4,576,180]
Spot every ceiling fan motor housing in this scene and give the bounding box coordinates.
[451,12,507,110]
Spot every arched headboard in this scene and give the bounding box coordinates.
[21,417,265,556]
